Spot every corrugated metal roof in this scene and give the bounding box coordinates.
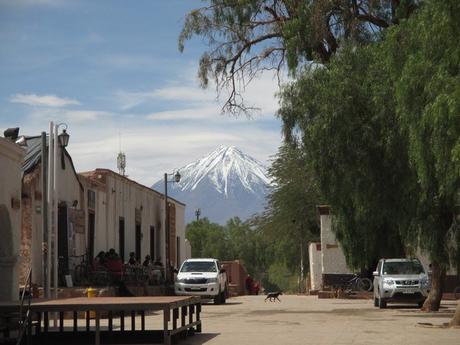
[21,135,83,190]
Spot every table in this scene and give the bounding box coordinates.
[0,296,201,345]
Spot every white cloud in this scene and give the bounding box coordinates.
[26,108,113,124]
[116,86,216,111]
[10,93,80,107]
[145,107,218,121]
[65,119,281,185]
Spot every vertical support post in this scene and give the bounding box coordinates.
[59,312,64,332]
[181,306,186,328]
[41,132,48,296]
[164,173,170,284]
[188,305,194,325]
[26,312,32,345]
[300,238,304,293]
[120,311,124,331]
[53,124,58,302]
[95,311,100,345]
[46,123,54,299]
[196,303,202,332]
[141,311,145,331]
[163,307,170,345]
[44,312,49,333]
[172,308,178,330]
[131,310,135,330]
[108,311,113,332]
[73,312,77,332]
[36,312,42,335]
[86,311,90,332]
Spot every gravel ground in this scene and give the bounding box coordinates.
[178,295,460,345]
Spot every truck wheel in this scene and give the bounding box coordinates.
[221,290,226,304]
[214,290,221,305]
[374,297,378,307]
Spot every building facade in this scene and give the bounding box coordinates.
[0,137,25,300]
[79,169,188,270]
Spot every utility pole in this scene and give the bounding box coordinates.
[41,132,48,297]
[46,123,54,299]
[164,173,170,284]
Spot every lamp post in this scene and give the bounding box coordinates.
[50,123,69,301]
[164,171,181,285]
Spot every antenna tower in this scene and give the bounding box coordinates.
[117,132,126,176]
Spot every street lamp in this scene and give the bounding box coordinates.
[58,128,69,147]
[57,125,69,169]
[49,123,69,302]
[164,170,181,285]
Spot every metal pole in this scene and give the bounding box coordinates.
[41,132,48,296]
[164,173,170,284]
[53,125,58,301]
[300,240,304,293]
[47,122,54,299]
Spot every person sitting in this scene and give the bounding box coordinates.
[152,257,164,284]
[107,248,120,260]
[93,251,107,269]
[128,252,137,266]
[142,255,152,267]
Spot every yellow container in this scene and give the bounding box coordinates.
[86,287,96,318]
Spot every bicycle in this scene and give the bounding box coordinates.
[72,254,91,286]
[73,254,111,286]
[454,285,460,300]
[335,274,373,295]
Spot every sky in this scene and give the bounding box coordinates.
[0,0,283,186]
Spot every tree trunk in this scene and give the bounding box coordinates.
[421,261,443,311]
[449,302,460,326]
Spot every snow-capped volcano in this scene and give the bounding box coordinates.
[177,146,271,195]
[152,146,272,224]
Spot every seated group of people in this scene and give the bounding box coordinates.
[93,249,164,284]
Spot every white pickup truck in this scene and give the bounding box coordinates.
[174,258,228,304]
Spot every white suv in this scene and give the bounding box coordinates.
[373,258,430,308]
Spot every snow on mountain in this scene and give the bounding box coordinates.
[152,146,272,224]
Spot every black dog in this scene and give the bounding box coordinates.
[265,291,282,302]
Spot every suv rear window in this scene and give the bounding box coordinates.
[180,261,217,273]
[382,261,424,275]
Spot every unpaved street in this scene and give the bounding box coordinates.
[181,295,459,345]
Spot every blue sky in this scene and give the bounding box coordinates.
[0,0,283,185]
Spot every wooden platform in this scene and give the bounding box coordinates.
[0,296,201,345]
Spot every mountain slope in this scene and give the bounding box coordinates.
[152,146,271,224]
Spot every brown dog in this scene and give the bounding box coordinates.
[265,291,282,302]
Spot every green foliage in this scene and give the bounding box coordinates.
[278,43,413,269]
[383,0,460,266]
[185,218,228,259]
[266,261,298,292]
[185,217,274,278]
[255,142,320,273]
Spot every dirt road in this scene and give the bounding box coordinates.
[181,295,459,345]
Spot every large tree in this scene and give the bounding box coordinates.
[277,44,411,270]
[383,0,460,317]
[180,0,417,114]
[255,142,320,290]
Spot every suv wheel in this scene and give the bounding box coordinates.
[378,297,387,309]
[374,297,378,307]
